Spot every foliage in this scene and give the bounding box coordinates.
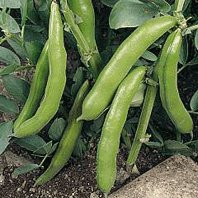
[0,0,197,177]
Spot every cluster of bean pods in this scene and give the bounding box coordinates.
[13,0,194,196]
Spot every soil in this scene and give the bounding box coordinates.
[0,145,165,198]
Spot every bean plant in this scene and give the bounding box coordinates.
[0,0,197,195]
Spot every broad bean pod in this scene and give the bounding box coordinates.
[78,16,178,121]
[158,29,193,134]
[14,1,67,138]
[35,80,90,186]
[14,41,49,130]
[97,66,147,194]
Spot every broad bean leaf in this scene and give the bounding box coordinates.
[109,0,159,29]
[15,135,47,152]
[179,36,188,65]
[140,0,171,13]
[130,83,146,107]
[186,140,198,152]
[0,0,21,9]
[73,137,87,158]
[71,67,84,97]
[0,95,19,114]
[48,118,66,141]
[163,140,193,156]
[0,121,13,155]
[142,50,157,62]
[195,30,198,50]
[0,65,18,76]
[145,141,163,148]
[2,75,30,103]
[190,90,198,111]
[12,163,40,177]
[24,41,43,65]
[101,0,119,7]
[33,141,53,155]
[20,0,28,26]
[0,11,20,33]
[0,46,21,65]
[7,38,27,60]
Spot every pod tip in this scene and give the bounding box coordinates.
[76,115,84,122]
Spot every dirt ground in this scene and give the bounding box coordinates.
[0,144,165,198]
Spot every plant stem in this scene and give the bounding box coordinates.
[177,64,188,73]
[188,111,198,115]
[39,154,49,167]
[175,0,186,13]
[0,36,7,45]
[127,65,159,166]
[60,0,102,78]
[187,24,198,32]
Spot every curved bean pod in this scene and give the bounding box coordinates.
[35,80,90,186]
[78,16,178,121]
[14,41,49,130]
[158,29,193,134]
[97,66,147,194]
[127,30,177,166]
[14,1,67,138]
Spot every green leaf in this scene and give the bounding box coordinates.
[0,0,21,9]
[0,65,18,76]
[24,41,43,65]
[186,56,198,66]
[190,90,198,111]
[49,142,59,155]
[73,137,87,158]
[164,140,193,156]
[145,141,163,148]
[0,95,19,113]
[0,11,20,33]
[33,141,53,155]
[109,0,159,29]
[71,67,84,97]
[140,0,171,13]
[130,83,146,107]
[2,75,30,103]
[90,113,106,133]
[20,0,28,26]
[27,0,39,24]
[12,163,40,177]
[0,121,13,155]
[179,36,188,65]
[0,46,21,65]
[14,135,46,152]
[195,30,198,50]
[142,50,157,62]
[7,38,27,60]
[48,118,66,141]
[186,140,198,152]
[149,125,164,144]
[101,0,119,7]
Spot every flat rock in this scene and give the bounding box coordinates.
[109,155,198,198]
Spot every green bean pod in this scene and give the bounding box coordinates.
[35,80,90,186]
[68,0,97,51]
[158,29,193,134]
[14,1,67,138]
[78,16,178,121]
[126,31,177,166]
[97,66,147,194]
[14,41,49,130]
[67,0,101,73]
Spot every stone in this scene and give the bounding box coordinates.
[109,155,198,198]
